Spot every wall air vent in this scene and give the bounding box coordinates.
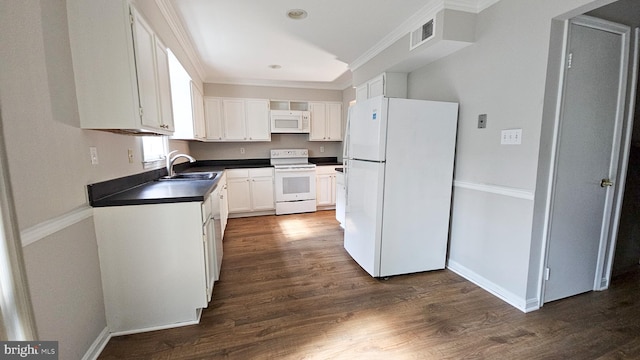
[410,19,434,50]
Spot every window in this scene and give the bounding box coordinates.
[167,50,194,138]
[142,136,168,168]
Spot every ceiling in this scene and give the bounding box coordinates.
[164,0,449,90]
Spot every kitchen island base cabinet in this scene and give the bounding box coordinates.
[94,202,208,335]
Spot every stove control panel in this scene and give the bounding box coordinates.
[270,149,308,159]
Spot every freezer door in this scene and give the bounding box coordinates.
[349,96,388,162]
[343,159,385,277]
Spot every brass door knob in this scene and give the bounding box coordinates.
[600,178,613,187]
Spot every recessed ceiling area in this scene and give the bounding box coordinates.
[167,0,434,89]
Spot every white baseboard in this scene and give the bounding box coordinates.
[110,317,201,337]
[447,260,537,313]
[82,327,111,360]
[228,210,276,218]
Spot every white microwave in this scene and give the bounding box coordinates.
[270,110,310,133]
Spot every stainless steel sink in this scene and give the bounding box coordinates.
[158,172,218,181]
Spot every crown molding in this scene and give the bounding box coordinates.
[349,0,445,71]
[155,0,207,83]
[444,0,481,12]
[477,0,502,12]
[206,77,352,91]
[349,0,500,71]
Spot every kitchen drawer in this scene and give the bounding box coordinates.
[249,168,273,177]
[226,169,250,178]
[316,165,341,175]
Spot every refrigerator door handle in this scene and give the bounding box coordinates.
[342,106,352,161]
[344,160,349,209]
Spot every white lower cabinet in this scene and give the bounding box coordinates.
[93,195,221,334]
[316,166,341,208]
[226,168,275,216]
[218,172,229,235]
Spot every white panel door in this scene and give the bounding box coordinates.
[309,102,327,141]
[190,82,205,139]
[326,102,343,141]
[204,97,223,141]
[227,177,251,213]
[155,38,174,131]
[250,177,275,210]
[131,8,160,131]
[344,160,385,277]
[223,99,246,140]
[245,99,270,141]
[316,174,333,206]
[544,18,628,303]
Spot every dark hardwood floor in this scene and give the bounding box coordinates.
[99,211,640,359]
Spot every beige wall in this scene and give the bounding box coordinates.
[191,83,346,160]
[203,83,343,101]
[1,0,626,356]
[0,0,187,357]
[190,135,342,160]
[397,0,618,308]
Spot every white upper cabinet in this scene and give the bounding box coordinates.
[66,0,173,134]
[154,37,175,132]
[309,102,342,141]
[204,97,271,142]
[190,82,205,140]
[168,52,203,140]
[355,72,408,103]
[245,100,271,141]
[204,98,223,141]
[222,99,246,140]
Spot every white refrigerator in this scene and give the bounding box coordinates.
[343,95,458,277]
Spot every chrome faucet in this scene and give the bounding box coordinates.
[165,150,196,177]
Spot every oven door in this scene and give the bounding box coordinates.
[274,167,316,202]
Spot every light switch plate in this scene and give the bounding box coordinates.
[501,129,522,145]
[89,147,99,165]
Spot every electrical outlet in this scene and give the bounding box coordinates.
[320,146,325,153]
[89,147,99,165]
[240,147,245,154]
[128,149,134,163]
[500,129,523,145]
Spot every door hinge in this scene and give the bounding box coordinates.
[138,107,144,118]
[544,267,550,281]
[567,53,573,69]
[129,14,134,25]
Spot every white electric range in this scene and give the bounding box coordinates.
[270,149,317,215]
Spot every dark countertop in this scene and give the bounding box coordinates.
[89,159,273,208]
[309,157,342,166]
[88,157,343,208]
[90,178,221,207]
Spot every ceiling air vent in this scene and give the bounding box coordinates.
[410,19,434,50]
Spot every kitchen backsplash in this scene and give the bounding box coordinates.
[189,134,343,160]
